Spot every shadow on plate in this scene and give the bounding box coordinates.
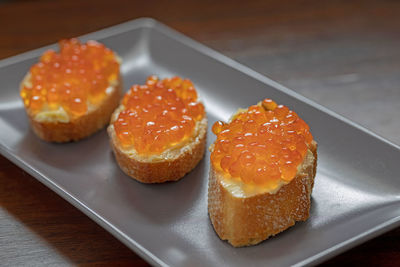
[15,125,112,170]
[204,197,319,265]
[108,151,208,225]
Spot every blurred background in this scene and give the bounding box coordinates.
[0,0,399,266]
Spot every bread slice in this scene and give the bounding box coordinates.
[21,74,122,142]
[107,82,207,183]
[208,104,317,247]
[108,115,207,183]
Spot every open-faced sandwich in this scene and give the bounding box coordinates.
[208,98,317,247]
[108,76,207,183]
[20,38,122,142]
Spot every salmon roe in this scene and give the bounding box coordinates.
[211,99,313,188]
[114,76,205,155]
[20,38,120,118]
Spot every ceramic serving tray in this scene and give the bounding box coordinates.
[1,18,399,266]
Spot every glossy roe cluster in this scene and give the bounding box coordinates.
[211,99,313,188]
[20,38,120,118]
[114,76,205,155]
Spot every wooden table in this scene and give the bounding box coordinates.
[1,0,399,265]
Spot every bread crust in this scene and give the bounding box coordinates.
[208,141,317,247]
[108,115,207,183]
[24,75,122,142]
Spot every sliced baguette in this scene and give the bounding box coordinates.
[21,74,122,142]
[208,105,318,247]
[108,103,207,183]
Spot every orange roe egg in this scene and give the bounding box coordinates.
[212,121,226,135]
[20,38,120,118]
[262,98,278,110]
[114,76,205,155]
[211,99,313,188]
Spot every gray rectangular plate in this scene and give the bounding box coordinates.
[1,18,400,266]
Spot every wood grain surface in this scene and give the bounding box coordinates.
[1,0,399,266]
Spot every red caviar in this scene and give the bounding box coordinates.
[211,99,313,188]
[114,76,205,155]
[20,38,120,118]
